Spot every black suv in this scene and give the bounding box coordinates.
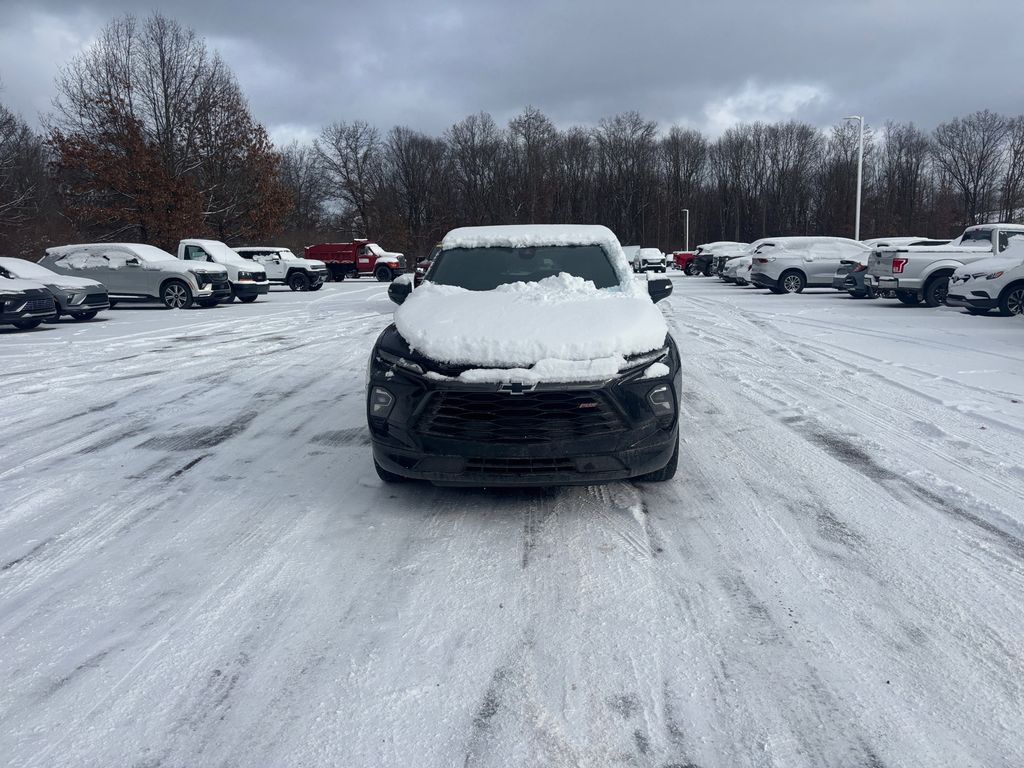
[365,225,680,487]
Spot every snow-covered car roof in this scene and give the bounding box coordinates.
[45,243,178,262]
[440,225,634,286]
[755,236,868,250]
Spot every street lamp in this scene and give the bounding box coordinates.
[681,208,689,251]
[843,115,864,241]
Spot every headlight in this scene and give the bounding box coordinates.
[986,271,1005,280]
[647,384,674,416]
[1,294,20,311]
[237,271,254,281]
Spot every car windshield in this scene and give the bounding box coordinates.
[132,245,177,262]
[428,245,620,291]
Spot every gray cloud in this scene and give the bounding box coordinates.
[1,0,1021,143]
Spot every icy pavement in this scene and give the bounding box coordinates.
[1,279,1022,767]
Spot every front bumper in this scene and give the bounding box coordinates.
[1,292,56,323]
[372,427,677,487]
[232,281,271,299]
[367,355,681,487]
[946,291,998,310]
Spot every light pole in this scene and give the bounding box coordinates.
[843,115,864,240]
[681,208,689,251]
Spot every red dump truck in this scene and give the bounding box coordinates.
[304,240,407,282]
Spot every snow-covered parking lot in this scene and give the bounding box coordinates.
[2,278,1023,767]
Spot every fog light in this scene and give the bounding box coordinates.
[647,384,674,415]
[370,387,395,417]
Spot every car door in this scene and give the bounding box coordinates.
[805,244,838,285]
[252,250,284,280]
[97,250,136,294]
[357,245,375,274]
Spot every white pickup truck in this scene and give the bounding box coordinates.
[866,223,1024,306]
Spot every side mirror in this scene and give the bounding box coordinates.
[126,258,140,266]
[388,274,414,305]
[648,277,673,303]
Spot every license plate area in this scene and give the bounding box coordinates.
[878,278,898,289]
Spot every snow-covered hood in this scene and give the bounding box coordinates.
[285,254,326,269]
[0,277,48,293]
[952,255,1024,280]
[394,273,668,375]
[43,274,104,291]
[726,256,752,274]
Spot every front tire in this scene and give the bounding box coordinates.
[197,298,219,308]
[923,275,950,307]
[779,270,806,293]
[288,271,311,291]
[684,263,698,275]
[998,283,1024,316]
[375,266,393,282]
[161,280,193,309]
[12,318,44,330]
[70,310,99,320]
[239,295,259,304]
[310,282,323,291]
[637,437,679,482]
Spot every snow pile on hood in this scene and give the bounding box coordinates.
[395,272,667,371]
[0,277,48,292]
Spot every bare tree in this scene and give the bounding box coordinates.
[932,110,1009,225]
[317,120,383,235]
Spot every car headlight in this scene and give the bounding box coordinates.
[647,384,674,416]
[986,271,1005,279]
[237,271,254,281]
[1,294,20,311]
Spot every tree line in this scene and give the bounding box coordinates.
[2,12,1024,260]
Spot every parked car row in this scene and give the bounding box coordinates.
[685,224,1024,317]
[1,239,331,331]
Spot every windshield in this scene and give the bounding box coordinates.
[0,259,52,279]
[132,245,177,262]
[428,245,621,291]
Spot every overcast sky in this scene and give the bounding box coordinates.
[1,0,1021,145]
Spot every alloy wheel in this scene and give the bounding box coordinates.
[782,274,802,293]
[1008,287,1024,315]
[165,284,188,308]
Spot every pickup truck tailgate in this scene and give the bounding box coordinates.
[870,251,897,275]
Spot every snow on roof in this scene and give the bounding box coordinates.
[440,225,633,285]
[45,243,177,261]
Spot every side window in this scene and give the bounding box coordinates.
[103,252,129,269]
[238,251,254,260]
[359,246,372,257]
[184,245,210,261]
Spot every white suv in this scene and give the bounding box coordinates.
[633,247,667,273]
[749,237,870,293]
[234,246,328,291]
[947,236,1024,316]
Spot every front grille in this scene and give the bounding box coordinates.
[26,296,55,313]
[211,278,230,291]
[418,390,626,444]
[84,293,107,305]
[464,457,577,476]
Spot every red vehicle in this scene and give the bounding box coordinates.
[672,251,699,274]
[304,240,407,282]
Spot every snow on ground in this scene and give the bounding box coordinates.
[1,278,1023,767]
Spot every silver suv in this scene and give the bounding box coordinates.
[40,243,231,309]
